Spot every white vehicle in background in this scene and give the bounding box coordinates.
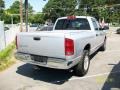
[36,25,53,31]
[15,16,107,76]
[28,24,39,32]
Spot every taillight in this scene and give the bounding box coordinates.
[15,36,18,49]
[65,38,74,56]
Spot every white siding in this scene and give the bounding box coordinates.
[0,22,20,51]
[0,21,5,51]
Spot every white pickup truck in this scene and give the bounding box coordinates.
[15,16,106,76]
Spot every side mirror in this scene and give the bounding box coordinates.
[104,26,109,30]
[99,27,104,30]
[99,26,109,30]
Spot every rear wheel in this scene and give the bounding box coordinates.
[74,50,90,76]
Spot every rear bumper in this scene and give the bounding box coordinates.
[15,52,81,69]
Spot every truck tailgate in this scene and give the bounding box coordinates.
[17,32,65,59]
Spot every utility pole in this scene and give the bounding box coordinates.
[23,0,46,32]
[20,0,23,32]
[11,15,13,26]
[25,0,28,32]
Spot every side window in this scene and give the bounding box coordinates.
[91,18,99,31]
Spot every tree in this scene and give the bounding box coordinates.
[0,0,4,20]
[2,11,11,24]
[7,1,33,14]
[43,0,112,22]
[77,0,120,23]
[0,0,4,8]
[9,1,20,14]
[3,1,34,24]
[29,13,44,24]
[105,0,120,5]
[43,0,76,22]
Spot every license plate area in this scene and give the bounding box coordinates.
[31,55,48,64]
[17,53,31,60]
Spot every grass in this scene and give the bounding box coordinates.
[0,43,16,71]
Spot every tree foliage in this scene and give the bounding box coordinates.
[3,1,34,24]
[0,0,4,20]
[43,0,76,22]
[2,0,120,24]
[43,0,120,24]
[0,0,4,8]
[29,13,44,24]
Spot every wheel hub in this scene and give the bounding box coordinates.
[84,55,89,71]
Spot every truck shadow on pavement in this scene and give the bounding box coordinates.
[16,63,73,85]
[102,62,120,90]
[16,50,100,85]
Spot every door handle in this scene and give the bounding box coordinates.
[33,37,41,41]
[96,34,99,36]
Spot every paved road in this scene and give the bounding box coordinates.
[0,30,120,90]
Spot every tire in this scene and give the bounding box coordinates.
[74,50,90,76]
[99,39,106,51]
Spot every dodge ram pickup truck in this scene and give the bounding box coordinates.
[15,16,106,76]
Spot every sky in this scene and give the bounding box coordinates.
[4,0,48,12]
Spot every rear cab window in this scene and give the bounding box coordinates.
[55,18,91,30]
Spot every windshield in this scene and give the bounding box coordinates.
[55,18,91,30]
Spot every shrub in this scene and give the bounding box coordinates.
[0,43,16,71]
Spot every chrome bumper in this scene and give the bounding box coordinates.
[15,52,79,69]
